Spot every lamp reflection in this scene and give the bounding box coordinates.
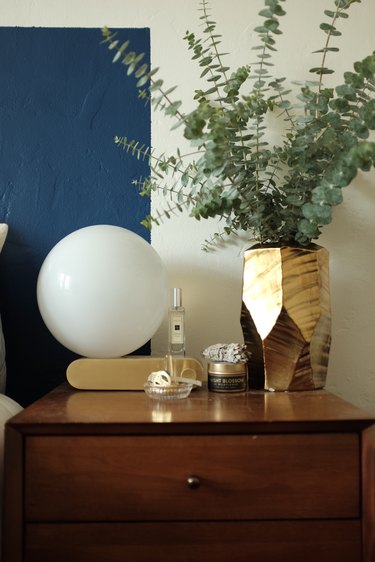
[58,273,71,291]
[150,402,173,423]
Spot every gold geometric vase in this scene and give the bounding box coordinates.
[241,245,331,391]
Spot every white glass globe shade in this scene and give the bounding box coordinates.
[37,225,168,358]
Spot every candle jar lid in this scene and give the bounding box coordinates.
[207,361,247,374]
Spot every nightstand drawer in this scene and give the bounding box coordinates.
[25,521,362,562]
[25,433,359,522]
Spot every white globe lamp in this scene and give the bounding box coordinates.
[37,225,168,359]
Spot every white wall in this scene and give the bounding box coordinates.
[2,0,375,412]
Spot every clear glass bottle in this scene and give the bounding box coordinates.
[168,288,185,356]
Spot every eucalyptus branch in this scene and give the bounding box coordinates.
[311,0,359,104]
[200,0,230,99]
[115,135,197,180]
[101,27,186,125]
[101,0,375,250]
[135,176,198,207]
[316,8,341,92]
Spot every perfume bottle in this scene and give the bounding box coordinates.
[168,288,185,356]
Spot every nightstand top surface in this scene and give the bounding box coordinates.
[7,383,375,435]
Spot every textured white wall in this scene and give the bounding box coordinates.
[2,0,375,412]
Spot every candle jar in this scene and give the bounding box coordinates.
[207,362,247,393]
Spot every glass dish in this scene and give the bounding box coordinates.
[144,382,193,400]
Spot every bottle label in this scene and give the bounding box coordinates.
[170,312,184,344]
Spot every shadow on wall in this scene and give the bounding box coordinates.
[0,27,151,406]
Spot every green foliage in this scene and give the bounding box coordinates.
[101,0,375,250]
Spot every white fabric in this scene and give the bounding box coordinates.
[0,396,23,488]
[0,224,8,394]
[0,225,7,254]
[0,394,23,559]
[0,318,5,396]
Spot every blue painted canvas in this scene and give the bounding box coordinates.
[0,27,151,405]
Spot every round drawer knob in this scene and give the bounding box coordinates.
[187,475,201,489]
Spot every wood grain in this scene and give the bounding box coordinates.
[3,384,375,562]
[25,521,362,562]
[362,424,375,561]
[2,427,24,562]
[7,383,373,433]
[25,433,359,521]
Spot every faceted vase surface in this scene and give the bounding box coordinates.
[241,245,331,391]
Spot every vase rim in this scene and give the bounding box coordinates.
[246,242,324,252]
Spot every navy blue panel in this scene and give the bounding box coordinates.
[0,27,151,405]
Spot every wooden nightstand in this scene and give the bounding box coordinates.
[3,383,375,562]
